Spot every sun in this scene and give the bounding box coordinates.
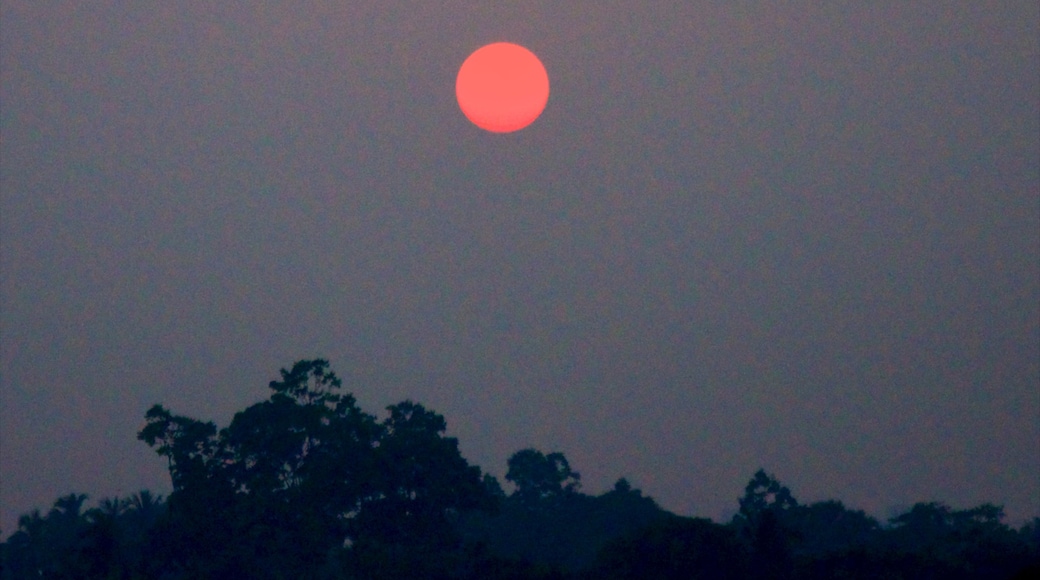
[456,42,550,133]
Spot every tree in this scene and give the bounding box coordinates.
[348,401,493,578]
[505,449,581,505]
[459,454,671,573]
[138,401,242,576]
[883,502,1035,578]
[731,469,799,580]
[783,500,882,557]
[77,497,126,578]
[4,509,48,578]
[591,516,749,579]
[1021,517,1040,555]
[137,359,495,578]
[734,469,798,525]
[1,491,171,580]
[2,495,92,579]
[136,360,378,576]
[120,490,166,578]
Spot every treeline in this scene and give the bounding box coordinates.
[2,360,1038,579]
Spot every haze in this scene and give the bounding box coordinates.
[1,2,1038,536]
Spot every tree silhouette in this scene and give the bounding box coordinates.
[881,502,1035,578]
[136,359,495,578]
[505,448,581,506]
[731,470,799,580]
[460,451,671,573]
[783,499,881,557]
[734,469,798,524]
[590,515,748,579]
[5,362,1039,578]
[4,509,48,578]
[347,401,495,578]
[76,497,125,577]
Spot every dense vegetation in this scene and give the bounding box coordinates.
[3,360,1037,578]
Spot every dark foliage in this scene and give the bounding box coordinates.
[460,471,671,572]
[3,359,1038,579]
[586,515,748,579]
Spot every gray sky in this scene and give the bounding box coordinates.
[2,2,1038,536]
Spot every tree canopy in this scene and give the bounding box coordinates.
[505,448,582,505]
[136,359,495,577]
[3,359,1037,579]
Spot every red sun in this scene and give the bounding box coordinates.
[456,42,549,133]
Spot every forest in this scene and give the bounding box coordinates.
[2,359,1037,579]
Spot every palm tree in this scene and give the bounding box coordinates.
[49,492,89,518]
[126,489,164,520]
[81,497,127,577]
[5,509,48,577]
[46,493,90,573]
[122,490,167,575]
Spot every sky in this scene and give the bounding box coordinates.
[1,2,1038,536]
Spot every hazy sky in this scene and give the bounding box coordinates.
[2,2,1038,536]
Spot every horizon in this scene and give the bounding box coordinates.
[2,2,1038,540]
[4,360,1037,540]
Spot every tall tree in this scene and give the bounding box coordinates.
[4,509,48,578]
[734,469,798,524]
[732,469,798,580]
[77,497,126,578]
[137,359,494,578]
[505,448,581,506]
[346,401,495,578]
